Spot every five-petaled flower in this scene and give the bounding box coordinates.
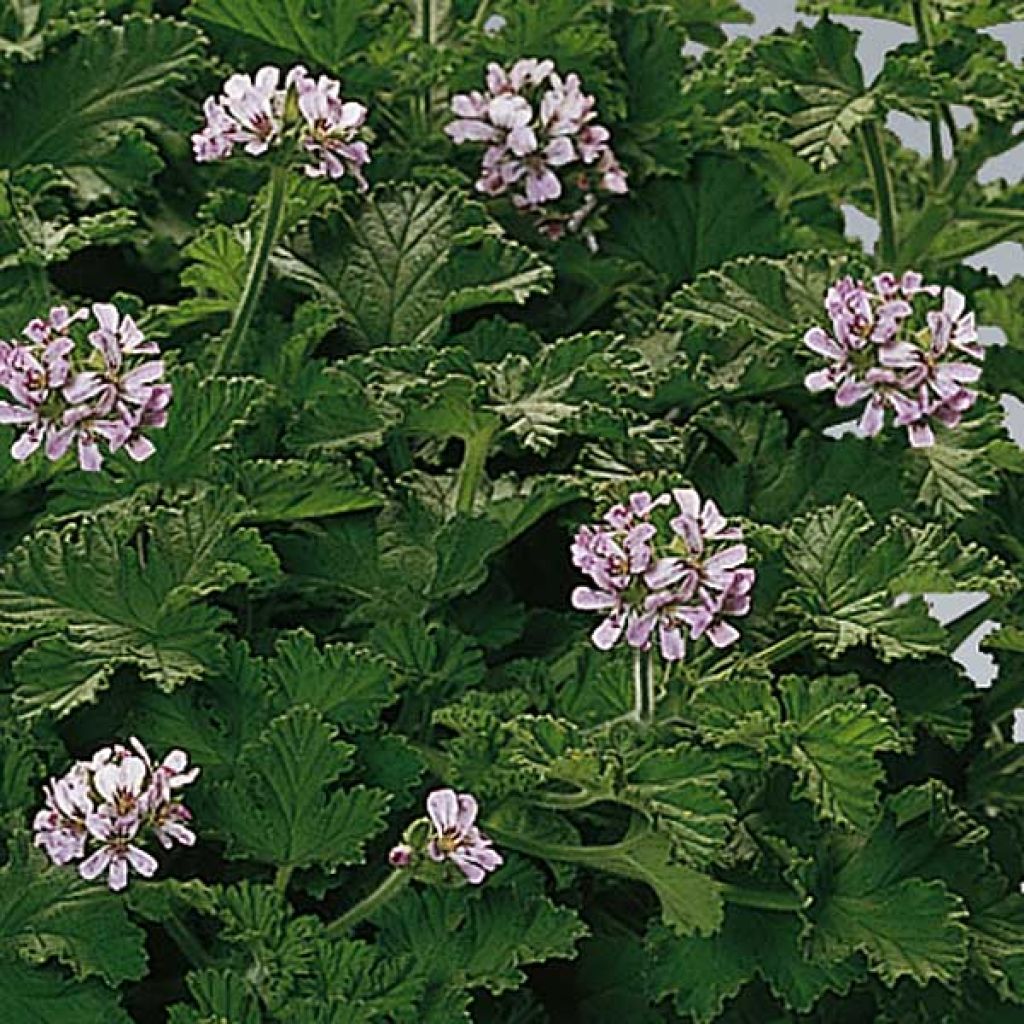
[425,788,503,884]
[804,271,984,447]
[33,738,199,892]
[572,488,755,661]
[445,57,627,243]
[0,303,171,471]
[193,64,371,188]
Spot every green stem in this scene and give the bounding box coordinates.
[718,883,807,913]
[633,648,656,723]
[749,631,811,669]
[213,163,290,376]
[911,0,957,187]
[455,424,496,515]
[490,826,806,913]
[535,787,606,811]
[274,864,293,895]
[164,911,211,969]
[324,870,410,938]
[860,122,898,265]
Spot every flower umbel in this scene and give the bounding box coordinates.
[572,489,755,661]
[193,64,371,188]
[804,271,984,447]
[33,739,199,891]
[445,57,627,243]
[0,303,171,471]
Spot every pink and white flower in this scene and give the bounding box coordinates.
[32,738,199,891]
[192,64,372,186]
[0,304,171,472]
[571,488,755,662]
[425,789,503,884]
[804,273,985,448]
[445,58,627,242]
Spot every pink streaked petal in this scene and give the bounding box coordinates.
[835,378,871,408]
[79,846,113,882]
[572,586,617,611]
[427,789,460,834]
[592,614,624,651]
[804,327,844,360]
[707,620,740,649]
[908,421,935,448]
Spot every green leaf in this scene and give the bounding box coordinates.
[779,496,1013,661]
[268,628,396,731]
[235,459,381,523]
[0,16,204,195]
[187,0,377,69]
[0,849,147,987]
[0,959,132,1024]
[774,675,902,831]
[0,489,279,718]
[210,706,390,871]
[168,968,262,1024]
[606,156,784,293]
[647,909,858,1023]
[287,186,549,349]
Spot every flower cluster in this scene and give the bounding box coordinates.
[804,271,984,448]
[572,489,756,662]
[388,788,503,885]
[445,58,628,242]
[193,65,371,188]
[33,739,199,892]
[0,304,171,472]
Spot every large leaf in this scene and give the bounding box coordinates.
[187,0,377,69]
[0,16,204,194]
[210,706,390,871]
[0,489,278,717]
[285,185,551,349]
[779,496,1014,661]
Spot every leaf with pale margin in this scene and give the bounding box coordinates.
[0,489,278,717]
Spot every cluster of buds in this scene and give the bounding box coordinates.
[193,65,371,187]
[388,788,503,885]
[445,58,628,243]
[804,272,984,448]
[0,304,171,472]
[33,739,199,892]
[572,489,756,662]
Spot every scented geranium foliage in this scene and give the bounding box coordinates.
[0,3,1023,1024]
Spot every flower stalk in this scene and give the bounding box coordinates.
[214,163,290,376]
[860,121,898,265]
[324,869,410,938]
[633,648,656,723]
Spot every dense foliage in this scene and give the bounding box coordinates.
[0,1,1023,1021]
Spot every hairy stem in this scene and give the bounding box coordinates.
[214,163,289,376]
[633,648,656,723]
[860,122,898,265]
[324,870,410,938]
[455,424,496,515]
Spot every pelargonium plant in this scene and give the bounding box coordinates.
[0,303,170,471]
[2,5,1023,1024]
[445,57,628,243]
[803,271,984,447]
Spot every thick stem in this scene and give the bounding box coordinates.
[860,122,898,265]
[274,864,293,895]
[633,648,656,723]
[213,164,290,376]
[718,883,808,913]
[749,631,811,668]
[324,870,410,938]
[455,425,496,515]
